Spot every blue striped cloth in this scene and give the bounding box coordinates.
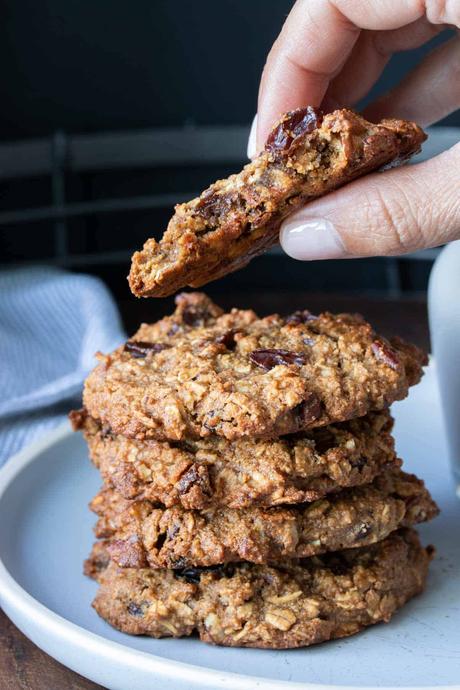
[0,267,125,465]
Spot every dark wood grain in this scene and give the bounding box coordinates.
[0,609,104,690]
[0,293,429,690]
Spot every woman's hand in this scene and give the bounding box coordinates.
[249,0,460,260]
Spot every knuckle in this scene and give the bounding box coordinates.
[345,150,460,257]
[353,182,423,255]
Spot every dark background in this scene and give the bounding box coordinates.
[1,0,459,138]
[0,0,458,306]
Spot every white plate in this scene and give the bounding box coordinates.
[0,363,459,690]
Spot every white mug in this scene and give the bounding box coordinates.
[428,240,460,493]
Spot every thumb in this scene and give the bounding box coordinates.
[280,142,460,260]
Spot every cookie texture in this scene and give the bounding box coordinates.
[86,529,433,648]
[90,469,438,569]
[71,408,399,509]
[82,293,427,442]
[128,108,426,297]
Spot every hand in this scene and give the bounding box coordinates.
[248,0,460,260]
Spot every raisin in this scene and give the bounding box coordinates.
[167,323,181,336]
[356,523,372,540]
[174,563,235,584]
[250,348,308,370]
[265,107,322,154]
[177,466,200,495]
[196,189,233,221]
[174,566,202,583]
[127,602,147,617]
[124,340,170,358]
[294,393,322,426]
[215,329,237,350]
[371,340,400,370]
[182,305,211,327]
[285,310,318,325]
[177,465,212,503]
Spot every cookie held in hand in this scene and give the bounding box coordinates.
[129,108,426,297]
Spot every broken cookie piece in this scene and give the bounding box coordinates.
[129,108,426,297]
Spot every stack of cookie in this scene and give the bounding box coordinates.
[73,107,436,648]
[71,292,438,649]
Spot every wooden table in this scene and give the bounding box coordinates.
[0,292,430,690]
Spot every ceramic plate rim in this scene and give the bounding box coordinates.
[0,422,456,690]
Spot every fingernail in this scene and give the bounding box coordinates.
[280,218,346,260]
[247,114,258,159]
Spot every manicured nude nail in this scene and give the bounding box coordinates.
[280,218,346,260]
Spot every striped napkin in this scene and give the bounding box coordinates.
[0,267,125,465]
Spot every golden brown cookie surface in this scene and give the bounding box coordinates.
[90,469,438,569]
[129,108,426,297]
[71,408,399,509]
[82,293,427,442]
[87,530,433,648]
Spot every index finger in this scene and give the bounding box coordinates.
[256,0,427,150]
